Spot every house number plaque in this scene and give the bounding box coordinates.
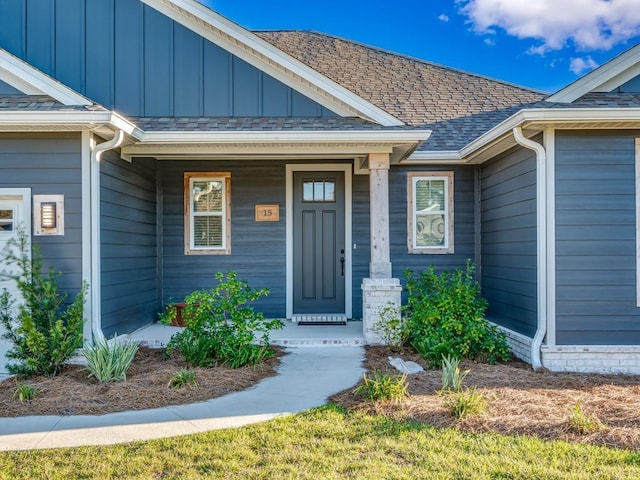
[255,205,279,222]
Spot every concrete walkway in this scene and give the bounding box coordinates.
[0,346,365,451]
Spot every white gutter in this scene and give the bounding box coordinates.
[89,130,125,343]
[512,126,546,371]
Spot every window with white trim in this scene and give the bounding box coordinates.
[184,172,231,255]
[407,171,454,254]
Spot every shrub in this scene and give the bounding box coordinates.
[568,402,604,434]
[83,336,139,382]
[0,231,86,377]
[372,302,407,353]
[13,383,38,403]
[352,370,408,402]
[164,271,283,368]
[168,369,198,389]
[440,355,469,393]
[446,387,487,419]
[404,261,509,366]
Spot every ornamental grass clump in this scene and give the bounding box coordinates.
[168,369,198,389]
[13,383,38,403]
[446,387,487,419]
[404,261,509,367]
[440,354,469,393]
[83,336,139,382]
[568,401,604,434]
[353,370,408,403]
[0,231,86,377]
[164,271,283,368]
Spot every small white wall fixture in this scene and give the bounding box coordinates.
[33,194,64,236]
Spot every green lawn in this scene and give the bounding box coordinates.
[1,406,638,479]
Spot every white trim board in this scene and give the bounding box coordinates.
[636,138,640,307]
[142,0,403,126]
[0,48,91,106]
[285,164,353,319]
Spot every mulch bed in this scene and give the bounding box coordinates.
[0,346,283,417]
[330,346,640,451]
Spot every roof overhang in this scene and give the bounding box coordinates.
[0,49,93,106]
[0,111,141,138]
[142,0,404,127]
[120,129,431,162]
[407,108,640,164]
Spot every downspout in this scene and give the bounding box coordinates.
[89,130,125,344]
[512,126,546,370]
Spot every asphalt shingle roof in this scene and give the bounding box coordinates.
[0,95,107,111]
[255,31,546,124]
[132,116,416,131]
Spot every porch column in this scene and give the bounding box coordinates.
[362,153,402,344]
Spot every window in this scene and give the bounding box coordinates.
[407,172,454,254]
[0,208,14,233]
[184,172,231,255]
[302,179,335,202]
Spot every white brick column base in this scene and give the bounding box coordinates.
[492,324,533,364]
[362,278,402,345]
[541,346,640,374]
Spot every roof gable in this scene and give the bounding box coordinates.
[0,48,91,106]
[548,43,640,103]
[142,0,403,125]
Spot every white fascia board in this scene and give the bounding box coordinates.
[142,0,404,127]
[0,49,92,106]
[0,111,140,137]
[137,129,430,144]
[405,150,463,164]
[548,43,640,103]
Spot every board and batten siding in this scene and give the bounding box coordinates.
[100,150,158,336]
[0,134,83,295]
[481,146,537,337]
[0,0,335,118]
[555,131,640,345]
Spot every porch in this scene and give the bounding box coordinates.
[125,320,366,348]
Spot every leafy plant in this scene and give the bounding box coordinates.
[0,231,86,377]
[168,369,198,389]
[404,261,509,366]
[13,383,38,403]
[164,271,283,368]
[446,387,487,419]
[568,402,604,434]
[83,336,139,382]
[372,302,407,352]
[353,370,408,402]
[440,354,469,393]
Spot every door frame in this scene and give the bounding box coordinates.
[286,164,352,319]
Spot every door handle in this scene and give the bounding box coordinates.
[340,256,345,276]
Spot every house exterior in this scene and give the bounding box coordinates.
[1,0,640,374]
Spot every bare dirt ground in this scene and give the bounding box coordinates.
[330,346,640,451]
[0,346,282,417]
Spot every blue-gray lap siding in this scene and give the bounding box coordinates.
[100,151,158,336]
[0,0,335,118]
[555,131,640,345]
[158,163,475,319]
[480,146,538,337]
[0,134,83,296]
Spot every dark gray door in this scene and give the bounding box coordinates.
[293,171,346,313]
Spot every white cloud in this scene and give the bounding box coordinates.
[438,13,450,23]
[457,0,640,52]
[569,56,599,74]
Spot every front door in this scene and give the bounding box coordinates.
[293,171,345,314]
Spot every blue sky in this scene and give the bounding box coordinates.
[197,0,640,94]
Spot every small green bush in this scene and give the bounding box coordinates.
[0,231,86,377]
[372,302,406,353]
[164,271,283,368]
[404,261,509,366]
[568,401,604,434]
[446,387,487,419]
[83,336,139,382]
[440,355,469,393]
[353,370,408,403]
[13,383,38,403]
[168,369,198,389]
